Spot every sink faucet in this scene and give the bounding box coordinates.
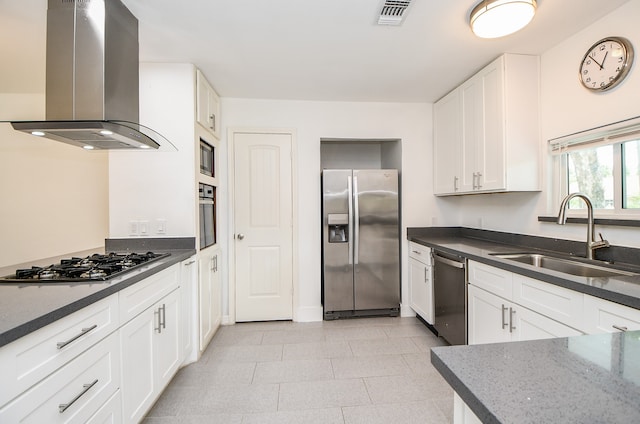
[557,193,609,260]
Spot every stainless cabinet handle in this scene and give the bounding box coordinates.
[412,250,421,255]
[237,233,245,240]
[155,307,162,334]
[472,172,477,190]
[454,176,459,191]
[509,307,516,333]
[210,114,215,131]
[501,304,508,329]
[424,267,428,283]
[57,325,98,349]
[59,379,98,413]
[184,259,196,265]
[612,325,628,332]
[477,172,483,189]
[161,304,167,330]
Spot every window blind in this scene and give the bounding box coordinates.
[549,115,640,155]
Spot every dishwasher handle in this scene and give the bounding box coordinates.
[433,253,466,269]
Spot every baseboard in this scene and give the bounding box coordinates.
[295,305,324,322]
[221,315,233,325]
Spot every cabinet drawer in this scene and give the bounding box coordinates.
[583,295,640,334]
[0,331,120,423]
[0,294,119,407]
[409,242,431,265]
[512,274,583,330]
[119,264,180,323]
[86,389,122,424]
[468,260,513,300]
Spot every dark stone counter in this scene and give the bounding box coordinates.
[431,331,640,423]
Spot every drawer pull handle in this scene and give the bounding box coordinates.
[501,304,508,329]
[509,308,516,333]
[161,304,167,330]
[612,325,628,332]
[58,379,98,413]
[412,250,421,254]
[57,325,98,349]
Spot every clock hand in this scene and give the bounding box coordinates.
[589,54,604,70]
[600,51,608,70]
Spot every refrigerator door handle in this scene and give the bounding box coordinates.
[347,175,354,265]
[353,175,360,265]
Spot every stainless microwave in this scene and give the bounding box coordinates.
[198,183,216,249]
[200,139,214,177]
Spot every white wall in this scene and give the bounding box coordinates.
[221,99,435,321]
[109,63,197,239]
[0,95,109,269]
[447,0,640,249]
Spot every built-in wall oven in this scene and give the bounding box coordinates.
[199,183,216,249]
[432,250,467,345]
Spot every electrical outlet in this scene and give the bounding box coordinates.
[139,220,149,235]
[156,219,167,234]
[129,220,139,236]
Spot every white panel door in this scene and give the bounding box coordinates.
[467,285,510,345]
[234,132,293,322]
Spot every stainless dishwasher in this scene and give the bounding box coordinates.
[432,250,467,345]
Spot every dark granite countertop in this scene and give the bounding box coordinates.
[0,238,196,348]
[408,227,640,310]
[431,331,640,423]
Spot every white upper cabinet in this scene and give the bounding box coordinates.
[433,89,462,194]
[196,69,221,139]
[433,54,541,195]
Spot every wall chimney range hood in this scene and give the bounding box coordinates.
[11,0,171,150]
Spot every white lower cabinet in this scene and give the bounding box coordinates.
[0,331,121,423]
[0,294,119,408]
[409,242,433,324]
[198,248,221,353]
[120,288,181,423]
[468,285,512,345]
[468,261,582,345]
[583,294,640,334]
[86,390,122,424]
[181,256,198,363]
[453,392,482,424]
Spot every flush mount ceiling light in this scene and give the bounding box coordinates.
[469,0,537,39]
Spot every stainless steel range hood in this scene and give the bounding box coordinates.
[11,0,169,150]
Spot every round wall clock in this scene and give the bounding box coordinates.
[579,36,634,91]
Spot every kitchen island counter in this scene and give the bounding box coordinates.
[0,243,195,348]
[431,330,640,423]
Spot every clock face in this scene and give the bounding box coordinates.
[579,37,634,91]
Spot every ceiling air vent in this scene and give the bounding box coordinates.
[377,0,412,26]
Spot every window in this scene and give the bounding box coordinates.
[550,116,640,215]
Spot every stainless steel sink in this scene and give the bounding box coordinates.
[490,253,636,278]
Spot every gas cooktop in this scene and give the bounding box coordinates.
[1,251,170,283]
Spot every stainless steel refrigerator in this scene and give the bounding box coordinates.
[321,169,400,319]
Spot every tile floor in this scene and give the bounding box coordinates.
[143,316,454,424]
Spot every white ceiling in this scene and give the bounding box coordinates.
[0,0,631,103]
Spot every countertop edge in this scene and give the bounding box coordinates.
[430,348,500,424]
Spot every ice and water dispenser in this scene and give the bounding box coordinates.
[327,213,348,243]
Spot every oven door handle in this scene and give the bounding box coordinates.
[433,254,465,269]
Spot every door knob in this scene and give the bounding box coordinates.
[237,233,245,240]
